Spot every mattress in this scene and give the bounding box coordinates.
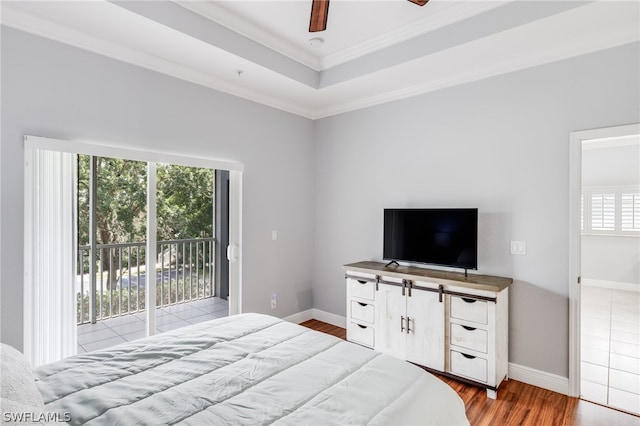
[34,313,469,425]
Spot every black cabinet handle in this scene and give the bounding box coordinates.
[357,324,367,329]
[357,280,367,284]
[401,316,405,332]
[461,297,477,303]
[357,302,367,307]
[461,353,476,359]
[462,325,477,331]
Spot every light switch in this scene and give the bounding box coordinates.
[272,230,278,241]
[510,241,527,255]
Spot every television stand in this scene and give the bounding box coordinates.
[343,260,512,399]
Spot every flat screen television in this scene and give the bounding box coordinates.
[383,208,478,271]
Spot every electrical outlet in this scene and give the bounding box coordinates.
[271,293,277,310]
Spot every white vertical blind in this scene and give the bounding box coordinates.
[24,148,77,367]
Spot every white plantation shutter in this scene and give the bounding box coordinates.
[591,193,616,231]
[621,193,640,232]
[583,188,640,235]
[581,193,584,231]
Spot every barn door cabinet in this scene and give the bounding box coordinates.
[344,261,512,399]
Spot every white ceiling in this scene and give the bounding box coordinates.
[2,1,639,119]
[177,0,505,70]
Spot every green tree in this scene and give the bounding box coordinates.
[78,156,147,288]
[77,156,214,289]
[156,164,214,240]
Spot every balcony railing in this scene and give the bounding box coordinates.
[77,237,215,324]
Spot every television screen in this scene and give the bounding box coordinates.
[383,208,478,270]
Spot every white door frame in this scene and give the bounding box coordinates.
[24,135,244,317]
[568,123,640,397]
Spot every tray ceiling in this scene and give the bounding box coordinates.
[2,1,638,119]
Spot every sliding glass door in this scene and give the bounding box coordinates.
[24,136,241,365]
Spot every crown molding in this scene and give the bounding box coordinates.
[2,2,638,121]
[174,0,322,71]
[320,1,504,70]
[1,4,316,119]
[173,0,504,72]
[314,20,640,119]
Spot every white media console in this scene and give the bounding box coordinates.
[344,261,512,399]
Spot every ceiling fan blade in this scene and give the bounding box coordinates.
[407,0,429,5]
[309,0,330,32]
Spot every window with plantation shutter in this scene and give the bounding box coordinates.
[580,194,584,231]
[582,187,640,236]
[621,193,640,232]
[591,193,616,231]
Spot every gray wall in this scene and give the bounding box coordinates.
[581,236,640,284]
[582,143,640,187]
[2,24,639,380]
[0,27,315,351]
[313,43,640,377]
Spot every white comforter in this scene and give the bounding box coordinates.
[34,314,469,425]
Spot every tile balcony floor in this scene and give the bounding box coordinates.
[77,297,229,353]
[581,286,640,415]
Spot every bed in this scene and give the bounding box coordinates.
[15,313,469,425]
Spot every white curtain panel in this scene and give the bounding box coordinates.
[24,147,77,367]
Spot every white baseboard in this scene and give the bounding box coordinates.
[282,309,314,324]
[508,363,569,395]
[311,309,347,328]
[284,309,569,395]
[283,308,347,328]
[582,278,639,293]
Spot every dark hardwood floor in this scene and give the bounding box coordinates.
[300,319,347,339]
[299,319,640,426]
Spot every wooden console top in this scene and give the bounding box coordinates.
[343,261,512,293]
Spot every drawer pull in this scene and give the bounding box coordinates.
[462,325,477,331]
[357,324,367,329]
[461,297,477,304]
[357,280,367,284]
[357,302,367,307]
[401,316,405,332]
[461,353,476,359]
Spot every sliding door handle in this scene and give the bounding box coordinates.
[226,244,238,262]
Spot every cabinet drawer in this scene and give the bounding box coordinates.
[348,322,374,347]
[351,301,375,324]
[450,323,487,353]
[450,350,487,383]
[450,296,488,325]
[348,278,376,301]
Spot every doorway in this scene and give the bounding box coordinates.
[569,124,640,415]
